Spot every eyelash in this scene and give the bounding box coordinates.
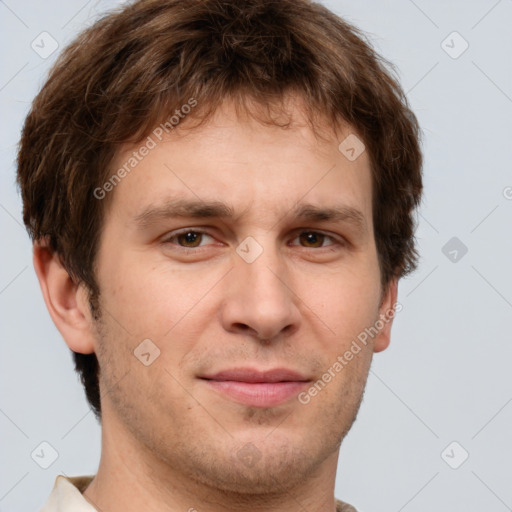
[162,228,344,252]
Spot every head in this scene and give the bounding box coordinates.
[17,0,422,495]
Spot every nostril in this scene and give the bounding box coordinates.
[234,323,250,330]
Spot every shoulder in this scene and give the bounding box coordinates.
[335,498,359,512]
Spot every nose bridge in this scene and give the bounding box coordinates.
[236,233,287,296]
[221,232,300,340]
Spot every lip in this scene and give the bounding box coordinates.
[199,367,311,408]
[201,368,310,383]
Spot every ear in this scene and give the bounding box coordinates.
[33,240,96,354]
[373,277,399,353]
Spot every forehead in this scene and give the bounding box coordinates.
[104,101,374,230]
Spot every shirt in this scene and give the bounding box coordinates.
[40,474,358,512]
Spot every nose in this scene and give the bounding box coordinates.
[219,238,301,342]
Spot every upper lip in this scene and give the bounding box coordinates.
[200,368,311,383]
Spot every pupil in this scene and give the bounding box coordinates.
[301,232,323,247]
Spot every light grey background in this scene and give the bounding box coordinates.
[1,1,511,511]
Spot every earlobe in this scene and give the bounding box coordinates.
[373,278,399,353]
[33,240,96,355]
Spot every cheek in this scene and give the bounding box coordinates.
[299,263,382,344]
[98,251,222,342]
[97,229,382,346]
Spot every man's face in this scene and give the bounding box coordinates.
[90,100,396,494]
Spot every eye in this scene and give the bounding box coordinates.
[164,229,214,248]
[290,231,340,249]
[161,228,343,253]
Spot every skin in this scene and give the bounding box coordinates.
[34,99,398,512]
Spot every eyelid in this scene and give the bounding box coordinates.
[162,227,216,247]
[288,228,342,247]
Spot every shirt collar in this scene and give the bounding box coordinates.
[41,475,97,512]
[40,474,356,512]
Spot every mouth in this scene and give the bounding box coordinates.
[199,368,311,408]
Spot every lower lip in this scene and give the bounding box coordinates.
[202,380,309,407]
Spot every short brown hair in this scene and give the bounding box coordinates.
[16,0,423,422]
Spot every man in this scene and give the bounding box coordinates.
[16,0,423,510]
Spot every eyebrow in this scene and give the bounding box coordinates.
[133,198,367,234]
[293,204,367,234]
